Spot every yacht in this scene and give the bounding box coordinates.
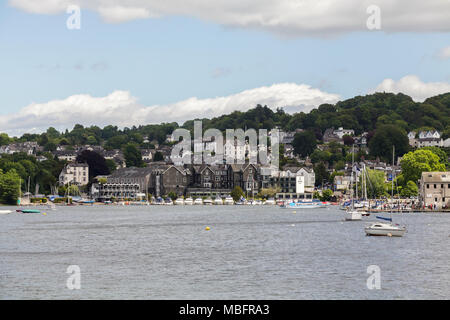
[0,210,13,215]
[174,197,185,205]
[264,198,276,205]
[365,221,406,237]
[164,198,174,205]
[224,196,235,205]
[184,197,194,205]
[203,197,213,205]
[345,145,364,221]
[214,196,223,205]
[365,146,406,237]
[194,198,203,205]
[281,199,326,209]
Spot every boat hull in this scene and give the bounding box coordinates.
[365,227,406,237]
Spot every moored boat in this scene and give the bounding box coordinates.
[203,197,213,205]
[365,221,406,237]
[174,197,185,205]
[345,210,362,221]
[214,196,223,205]
[224,196,234,205]
[193,198,203,205]
[16,209,41,214]
[184,197,194,205]
[0,210,13,215]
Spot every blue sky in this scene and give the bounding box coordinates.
[0,0,449,134]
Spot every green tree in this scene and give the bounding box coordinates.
[257,187,280,199]
[123,143,144,167]
[76,150,110,181]
[421,146,449,169]
[400,149,446,184]
[400,180,419,198]
[105,159,117,173]
[153,151,164,162]
[368,125,409,161]
[167,191,177,201]
[314,162,329,187]
[364,169,387,198]
[292,131,317,158]
[230,186,244,202]
[0,169,21,204]
[320,189,334,201]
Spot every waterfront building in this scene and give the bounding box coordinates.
[419,172,450,209]
[59,162,89,186]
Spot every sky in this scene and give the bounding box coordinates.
[0,0,449,136]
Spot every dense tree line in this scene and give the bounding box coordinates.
[1,92,448,156]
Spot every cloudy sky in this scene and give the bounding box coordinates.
[1,0,449,135]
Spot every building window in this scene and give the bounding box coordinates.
[434,184,437,189]
[427,184,429,189]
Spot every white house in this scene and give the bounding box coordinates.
[333,127,355,139]
[59,163,89,185]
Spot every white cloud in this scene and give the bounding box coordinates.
[0,83,340,136]
[97,6,154,23]
[371,75,450,102]
[9,0,450,35]
[437,46,450,60]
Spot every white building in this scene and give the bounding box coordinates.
[419,172,450,209]
[333,127,355,139]
[59,163,89,186]
[408,130,443,148]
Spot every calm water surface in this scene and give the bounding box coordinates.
[0,205,449,299]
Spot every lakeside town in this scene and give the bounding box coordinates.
[2,99,450,212]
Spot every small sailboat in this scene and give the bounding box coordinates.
[214,196,223,205]
[345,145,362,221]
[164,198,174,205]
[365,217,406,237]
[365,146,406,237]
[184,197,194,205]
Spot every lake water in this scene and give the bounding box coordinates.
[0,205,449,299]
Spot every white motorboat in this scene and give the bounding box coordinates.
[193,198,203,205]
[345,210,362,221]
[264,198,276,205]
[280,199,326,209]
[203,197,213,205]
[214,197,223,205]
[0,210,13,215]
[365,222,406,237]
[164,198,174,205]
[184,197,194,205]
[224,196,234,205]
[174,197,185,205]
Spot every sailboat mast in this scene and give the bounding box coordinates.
[391,145,395,219]
[351,145,355,210]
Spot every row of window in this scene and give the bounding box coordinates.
[426,184,450,189]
